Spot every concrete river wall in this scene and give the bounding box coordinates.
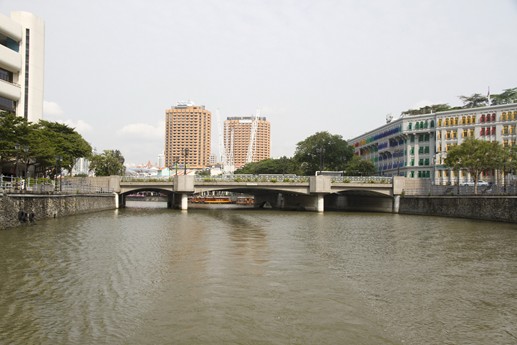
[0,193,116,230]
[399,196,517,223]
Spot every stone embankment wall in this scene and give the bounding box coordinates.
[0,194,116,230]
[399,196,517,223]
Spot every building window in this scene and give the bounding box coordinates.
[0,96,16,112]
[0,68,13,83]
[0,35,19,52]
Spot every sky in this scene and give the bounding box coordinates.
[1,0,517,166]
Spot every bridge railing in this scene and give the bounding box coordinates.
[330,176,393,184]
[196,174,393,184]
[119,174,393,184]
[195,174,310,183]
[121,176,174,182]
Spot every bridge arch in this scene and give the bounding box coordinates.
[325,190,395,213]
[118,187,175,208]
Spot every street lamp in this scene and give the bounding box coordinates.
[183,148,189,175]
[316,147,325,172]
[55,155,62,191]
[14,143,20,179]
[22,145,29,190]
[174,156,179,175]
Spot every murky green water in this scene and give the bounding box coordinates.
[1,204,516,344]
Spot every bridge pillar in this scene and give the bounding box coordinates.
[167,193,174,209]
[180,193,188,210]
[276,193,284,208]
[117,193,126,208]
[393,195,400,213]
[317,194,324,212]
[310,176,331,212]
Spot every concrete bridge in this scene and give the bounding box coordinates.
[112,175,405,213]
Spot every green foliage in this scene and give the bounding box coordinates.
[502,145,517,174]
[490,87,517,105]
[459,93,489,108]
[30,120,93,176]
[234,156,296,174]
[196,169,211,176]
[89,150,126,176]
[0,112,92,177]
[401,103,452,116]
[345,155,377,176]
[0,112,30,173]
[401,87,516,113]
[445,139,504,193]
[293,131,354,175]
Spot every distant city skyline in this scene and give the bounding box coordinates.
[0,0,516,165]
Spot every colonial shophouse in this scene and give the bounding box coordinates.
[349,103,517,185]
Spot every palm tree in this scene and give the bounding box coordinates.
[459,93,488,108]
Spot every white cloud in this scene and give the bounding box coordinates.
[117,122,164,140]
[64,119,93,133]
[43,100,64,116]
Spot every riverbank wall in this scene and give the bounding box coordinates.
[399,196,517,223]
[0,193,117,230]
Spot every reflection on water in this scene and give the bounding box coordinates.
[0,208,516,345]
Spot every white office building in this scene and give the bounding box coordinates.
[0,11,44,122]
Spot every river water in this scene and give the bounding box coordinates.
[1,201,516,345]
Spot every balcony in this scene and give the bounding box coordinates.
[0,44,21,72]
[0,78,20,100]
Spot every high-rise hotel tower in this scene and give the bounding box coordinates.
[224,115,270,168]
[165,101,211,171]
[0,11,44,122]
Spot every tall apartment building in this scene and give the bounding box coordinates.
[164,102,211,171]
[224,116,270,168]
[348,103,517,185]
[0,11,44,122]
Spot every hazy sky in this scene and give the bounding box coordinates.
[1,0,517,165]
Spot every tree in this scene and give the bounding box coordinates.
[345,155,377,176]
[0,112,93,177]
[501,145,517,189]
[234,156,296,175]
[490,87,517,105]
[401,103,452,116]
[21,120,93,177]
[89,150,126,176]
[444,139,504,194]
[293,131,354,175]
[0,112,31,175]
[32,121,93,175]
[459,93,488,108]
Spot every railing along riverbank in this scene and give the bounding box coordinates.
[0,176,114,194]
[400,179,517,196]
